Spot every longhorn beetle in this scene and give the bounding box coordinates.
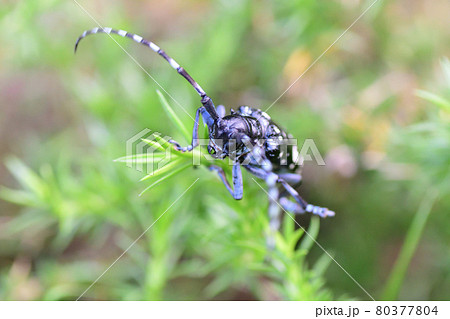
[75,27,335,234]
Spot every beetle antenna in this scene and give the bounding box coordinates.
[75,27,219,120]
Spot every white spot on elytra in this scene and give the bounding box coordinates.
[241,106,251,116]
[261,111,271,119]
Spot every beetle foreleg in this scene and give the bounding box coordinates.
[209,163,243,200]
[169,107,205,152]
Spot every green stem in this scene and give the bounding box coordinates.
[381,189,439,300]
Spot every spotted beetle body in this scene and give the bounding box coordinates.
[75,27,334,237]
[224,106,300,173]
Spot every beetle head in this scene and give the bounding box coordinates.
[207,116,250,160]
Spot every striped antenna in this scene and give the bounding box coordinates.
[75,27,218,120]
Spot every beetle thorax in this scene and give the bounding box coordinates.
[208,115,263,159]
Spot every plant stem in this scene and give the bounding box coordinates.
[381,189,439,300]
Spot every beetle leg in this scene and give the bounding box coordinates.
[279,196,304,213]
[277,173,302,185]
[245,165,335,218]
[209,163,243,200]
[243,148,280,232]
[278,179,335,218]
[265,171,280,249]
[243,163,280,249]
[277,173,303,213]
[169,107,205,152]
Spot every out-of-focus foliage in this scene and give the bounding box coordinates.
[390,58,450,195]
[381,58,450,300]
[0,0,449,300]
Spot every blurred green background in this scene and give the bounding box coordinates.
[0,0,449,300]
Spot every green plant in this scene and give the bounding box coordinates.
[2,0,449,301]
[382,58,450,300]
[114,89,335,300]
